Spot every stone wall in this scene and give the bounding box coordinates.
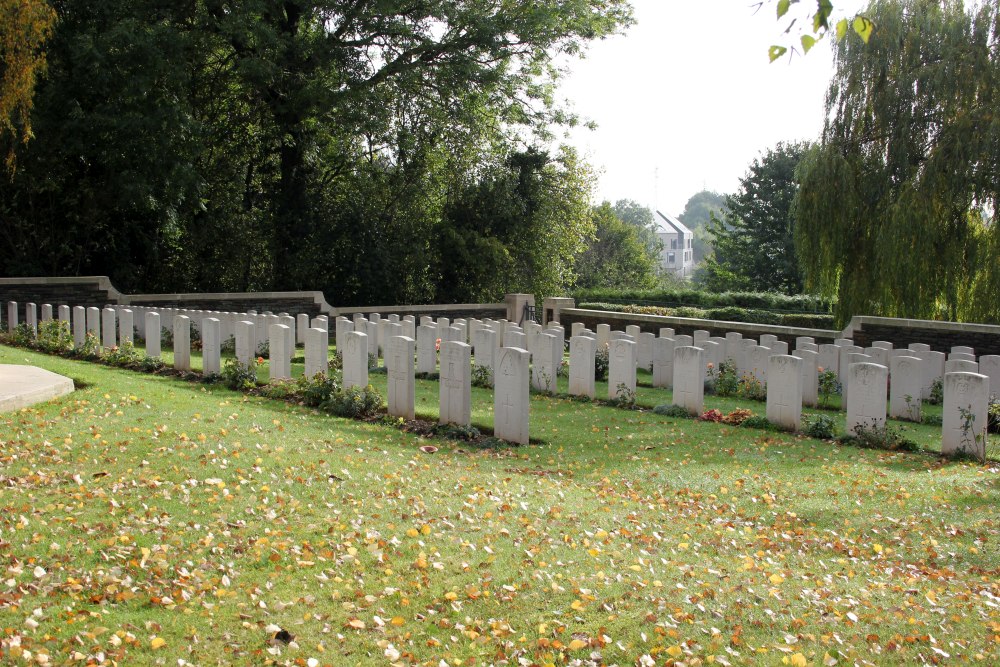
[0,277,122,323]
[557,308,840,347]
[845,316,1000,355]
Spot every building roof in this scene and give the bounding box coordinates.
[653,210,693,236]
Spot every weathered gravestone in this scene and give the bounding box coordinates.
[531,333,561,394]
[652,337,675,389]
[101,307,117,350]
[889,355,923,421]
[417,325,437,374]
[174,316,192,371]
[235,320,255,366]
[637,332,655,372]
[597,323,611,349]
[766,355,803,431]
[268,324,291,380]
[945,359,978,374]
[473,328,496,378]
[607,339,637,401]
[305,327,329,377]
[73,306,86,347]
[672,346,705,416]
[494,347,530,445]
[795,348,819,408]
[202,318,222,375]
[343,331,369,390]
[144,312,160,357]
[942,372,989,459]
[439,341,471,427]
[846,362,888,437]
[568,335,596,399]
[386,336,415,420]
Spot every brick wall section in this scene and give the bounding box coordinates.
[847,317,1000,355]
[0,277,120,324]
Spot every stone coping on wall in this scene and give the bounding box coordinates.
[336,303,507,317]
[561,308,839,340]
[844,315,1000,337]
[126,290,335,314]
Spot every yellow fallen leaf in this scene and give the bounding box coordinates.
[667,645,683,658]
[150,637,166,650]
[347,619,365,630]
[790,653,807,667]
[568,639,588,651]
[770,573,784,585]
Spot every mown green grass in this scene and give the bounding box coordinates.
[1,344,997,666]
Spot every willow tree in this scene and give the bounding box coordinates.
[795,0,1000,325]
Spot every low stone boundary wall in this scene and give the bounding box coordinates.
[845,316,1000,356]
[557,308,839,347]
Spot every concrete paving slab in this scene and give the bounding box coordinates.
[0,365,75,413]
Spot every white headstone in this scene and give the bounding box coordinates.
[951,345,974,356]
[693,329,710,346]
[494,347,530,445]
[267,324,290,380]
[141,312,159,357]
[770,340,789,356]
[41,304,53,322]
[174,315,191,371]
[908,342,931,353]
[73,306,86,347]
[835,338,854,347]
[652,337,675,389]
[749,345,770,385]
[945,358,978,374]
[796,348,819,408]
[278,314,296,360]
[235,320,255,365]
[417,325,437,374]
[101,307,117,349]
[795,336,815,349]
[942,372,990,459]
[335,317,353,354]
[675,334,693,347]
[978,355,1000,399]
[846,362,888,436]
[760,334,778,348]
[296,314,309,344]
[473,328,496,376]
[660,327,675,339]
[872,340,893,351]
[672,346,705,415]
[817,344,840,379]
[386,336,415,420]
[343,331,369,390]
[571,322,584,338]
[766,355,803,430]
[596,323,611,348]
[607,339,637,400]
[531,333,561,394]
[504,330,527,349]
[58,305,70,325]
[725,332,743,362]
[365,320,379,363]
[842,352,872,409]
[837,345,862,383]
[625,325,640,340]
[948,352,976,363]
[889,355,923,421]
[119,309,134,345]
[924,351,946,399]
[637,332,655,372]
[5,301,16,331]
[24,303,37,335]
[305,326,329,377]
[568,335,596,399]
[202,318,222,375]
[439,341,472,427]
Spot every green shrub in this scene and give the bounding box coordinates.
[653,404,691,418]
[779,313,836,328]
[710,359,739,397]
[706,306,781,325]
[739,415,775,430]
[9,323,33,347]
[136,355,165,372]
[595,344,609,381]
[839,421,919,452]
[609,382,636,408]
[817,369,841,408]
[927,378,943,405]
[803,414,836,439]
[989,399,1000,434]
[300,373,340,407]
[471,364,493,388]
[322,384,384,419]
[921,413,943,427]
[736,374,767,402]
[36,320,73,354]
[572,288,833,313]
[222,357,260,391]
[103,341,143,368]
[434,423,481,441]
[73,331,101,359]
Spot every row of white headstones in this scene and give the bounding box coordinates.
[4,301,994,457]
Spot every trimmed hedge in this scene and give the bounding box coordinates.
[572,288,833,313]
[578,302,835,329]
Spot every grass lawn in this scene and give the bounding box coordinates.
[1,343,998,666]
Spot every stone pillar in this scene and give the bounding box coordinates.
[766,355,803,431]
[494,347,530,445]
[608,338,637,401]
[343,331,369,390]
[506,293,536,326]
[540,296,573,326]
[568,335,596,399]
[439,341,472,426]
[672,346,705,416]
[386,335,416,420]
[942,372,989,459]
[202,318,222,375]
[173,316,191,370]
[145,312,161,358]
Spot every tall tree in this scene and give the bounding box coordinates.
[612,199,661,260]
[678,190,725,263]
[575,202,659,290]
[795,0,1000,324]
[702,142,807,294]
[0,0,56,170]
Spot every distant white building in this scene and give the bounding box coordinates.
[653,210,694,277]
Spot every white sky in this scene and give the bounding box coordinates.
[555,0,868,216]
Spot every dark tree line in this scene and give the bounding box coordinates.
[0,0,631,305]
